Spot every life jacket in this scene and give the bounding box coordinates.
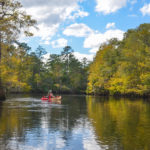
[49,93,54,100]
[48,94,51,100]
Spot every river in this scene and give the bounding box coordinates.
[0,95,150,150]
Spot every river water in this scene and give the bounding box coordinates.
[0,95,150,150]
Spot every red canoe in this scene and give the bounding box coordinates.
[41,96,62,101]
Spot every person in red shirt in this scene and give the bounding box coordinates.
[48,90,55,100]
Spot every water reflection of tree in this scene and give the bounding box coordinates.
[0,98,42,147]
[87,96,150,150]
[0,96,88,149]
[46,96,87,145]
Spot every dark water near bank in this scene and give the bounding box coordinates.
[0,95,150,150]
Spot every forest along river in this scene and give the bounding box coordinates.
[0,95,150,150]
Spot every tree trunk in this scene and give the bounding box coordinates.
[0,32,5,100]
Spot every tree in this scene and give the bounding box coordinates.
[61,46,73,72]
[87,39,120,95]
[26,46,48,92]
[43,47,89,94]
[87,23,150,96]
[1,44,33,93]
[46,54,63,92]
[0,0,36,99]
[35,45,47,59]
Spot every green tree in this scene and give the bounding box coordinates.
[0,0,36,99]
[28,46,47,92]
[61,46,73,73]
[1,43,32,92]
[87,23,150,96]
[87,39,120,95]
[44,46,89,94]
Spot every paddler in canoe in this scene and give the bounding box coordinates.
[48,90,54,99]
[41,90,61,100]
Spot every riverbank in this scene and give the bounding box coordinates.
[87,92,150,99]
[0,87,5,100]
[4,91,150,100]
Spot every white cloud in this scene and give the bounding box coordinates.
[130,0,137,5]
[63,23,93,37]
[106,22,115,29]
[43,53,50,63]
[43,51,94,62]
[84,29,124,53]
[73,52,94,61]
[64,23,124,54]
[31,23,59,44]
[20,0,88,44]
[89,47,99,53]
[140,4,150,16]
[95,0,127,14]
[22,6,51,23]
[51,38,68,48]
[68,10,89,20]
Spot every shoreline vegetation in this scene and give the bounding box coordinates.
[0,1,150,99]
[87,23,150,97]
[0,0,36,100]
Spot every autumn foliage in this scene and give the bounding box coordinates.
[87,24,150,96]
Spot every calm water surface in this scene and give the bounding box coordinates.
[0,95,150,150]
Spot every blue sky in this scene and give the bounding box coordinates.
[20,0,150,60]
